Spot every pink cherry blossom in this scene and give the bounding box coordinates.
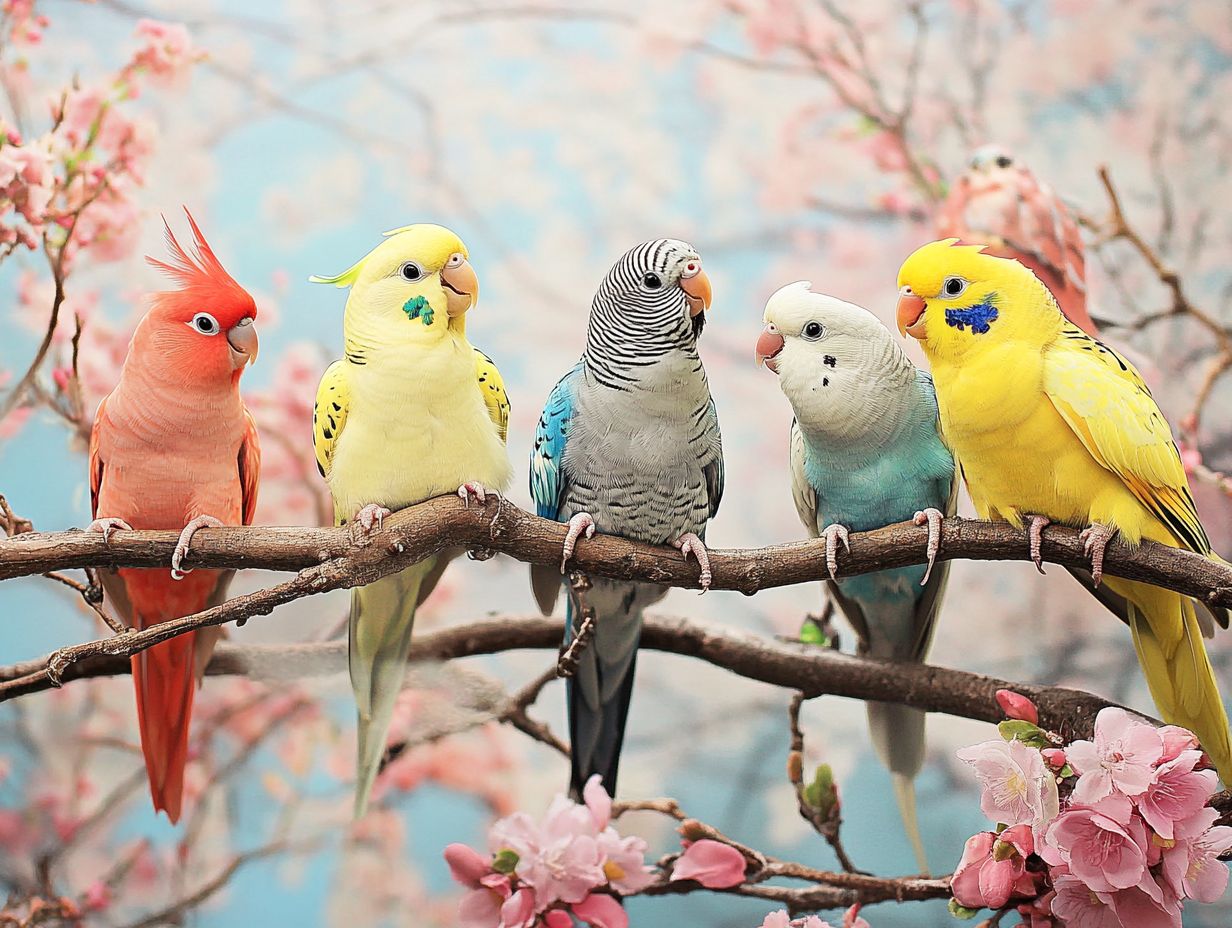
[595,829,655,895]
[757,913,792,928]
[1161,807,1232,903]
[445,843,493,887]
[955,737,1060,828]
[543,911,573,928]
[1040,807,1149,893]
[571,892,627,928]
[670,839,746,888]
[950,825,1038,909]
[583,774,612,829]
[1049,875,1123,928]
[1157,726,1201,764]
[129,20,198,84]
[841,904,869,928]
[996,689,1040,724]
[1066,708,1163,803]
[1136,750,1217,839]
[499,888,535,928]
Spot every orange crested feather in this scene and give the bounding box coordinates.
[146,208,256,326]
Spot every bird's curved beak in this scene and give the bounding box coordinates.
[680,262,712,318]
[897,287,927,339]
[227,317,258,369]
[756,323,785,374]
[440,254,479,317]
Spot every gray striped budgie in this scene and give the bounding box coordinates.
[530,240,724,797]
[756,282,957,874]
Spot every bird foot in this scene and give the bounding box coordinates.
[1024,514,1052,575]
[87,517,132,543]
[1080,521,1116,588]
[560,512,596,573]
[819,523,851,582]
[457,482,492,508]
[171,515,225,580]
[675,532,712,592]
[912,508,944,586]
[351,504,392,545]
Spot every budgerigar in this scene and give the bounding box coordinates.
[936,145,1095,337]
[756,282,956,873]
[530,240,722,797]
[88,212,261,823]
[311,224,512,815]
[897,239,1232,782]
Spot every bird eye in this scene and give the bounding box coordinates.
[642,272,662,290]
[445,253,465,268]
[801,321,825,341]
[399,262,424,282]
[189,312,220,335]
[943,276,968,298]
[995,155,1013,168]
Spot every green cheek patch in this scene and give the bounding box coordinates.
[401,295,434,326]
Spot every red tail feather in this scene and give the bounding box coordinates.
[132,627,197,824]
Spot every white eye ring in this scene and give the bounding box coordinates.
[680,260,701,278]
[445,253,465,268]
[801,321,825,341]
[942,276,968,298]
[189,312,220,335]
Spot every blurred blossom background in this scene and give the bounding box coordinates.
[1,0,1231,925]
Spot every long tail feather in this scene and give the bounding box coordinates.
[132,629,196,824]
[1114,578,1232,783]
[350,563,428,817]
[566,592,642,798]
[867,701,929,873]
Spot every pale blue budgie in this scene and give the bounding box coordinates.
[756,282,957,874]
[530,240,724,797]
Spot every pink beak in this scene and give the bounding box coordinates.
[756,323,785,373]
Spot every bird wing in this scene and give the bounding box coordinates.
[473,347,510,443]
[530,362,582,521]
[88,394,109,518]
[238,407,261,526]
[788,419,819,538]
[312,360,350,482]
[702,397,725,520]
[1043,323,1210,555]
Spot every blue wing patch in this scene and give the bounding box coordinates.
[530,362,582,521]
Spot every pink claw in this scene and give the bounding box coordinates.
[87,517,132,544]
[171,514,225,580]
[819,523,850,582]
[1080,521,1115,587]
[1025,514,1052,575]
[560,512,596,573]
[912,507,944,586]
[457,482,489,508]
[676,531,712,592]
[352,503,392,543]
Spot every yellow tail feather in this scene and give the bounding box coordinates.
[1111,577,1232,783]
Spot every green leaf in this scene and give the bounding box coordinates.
[998,720,1050,748]
[492,849,519,874]
[798,619,828,647]
[1058,764,1075,779]
[948,899,981,920]
[802,763,837,818]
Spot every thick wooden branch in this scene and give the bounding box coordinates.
[0,614,1124,739]
[4,495,1232,602]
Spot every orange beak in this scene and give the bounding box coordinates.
[897,287,927,339]
[680,264,712,318]
[440,254,479,317]
[755,324,785,373]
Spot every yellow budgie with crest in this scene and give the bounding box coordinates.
[896,239,1231,782]
[311,223,512,815]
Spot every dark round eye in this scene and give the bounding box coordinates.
[802,321,825,340]
[399,262,423,282]
[642,272,662,290]
[190,312,220,335]
[995,155,1013,168]
[943,276,968,297]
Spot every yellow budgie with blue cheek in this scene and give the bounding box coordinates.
[896,238,1232,782]
[310,224,512,815]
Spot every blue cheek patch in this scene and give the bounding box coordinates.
[402,295,434,326]
[944,299,999,335]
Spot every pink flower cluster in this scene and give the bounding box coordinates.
[756,904,870,928]
[952,694,1232,927]
[444,776,654,928]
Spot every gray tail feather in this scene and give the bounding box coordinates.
[867,701,929,874]
[350,568,423,818]
[566,595,642,798]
